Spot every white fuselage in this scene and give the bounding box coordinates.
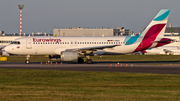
[4,36,145,55]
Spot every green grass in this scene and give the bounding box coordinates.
[1,55,180,100]
[0,68,180,101]
[5,55,180,62]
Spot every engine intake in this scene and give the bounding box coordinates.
[61,51,78,61]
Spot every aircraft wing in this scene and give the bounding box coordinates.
[66,44,120,51]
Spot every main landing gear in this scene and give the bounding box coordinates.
[86,59,92,64]
[86,55,92,64]
[77,55,93,64]
[77,58,93,64]
[78,58,84,64]
[25,55,30,64]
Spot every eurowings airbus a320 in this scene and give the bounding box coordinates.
[4,9,172,64]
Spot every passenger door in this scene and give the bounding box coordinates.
[26,38,32,49]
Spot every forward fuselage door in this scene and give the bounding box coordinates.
[26,38,32,49]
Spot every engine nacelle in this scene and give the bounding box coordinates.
[61,51,78,61]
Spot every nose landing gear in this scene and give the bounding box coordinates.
[25,55,30,64]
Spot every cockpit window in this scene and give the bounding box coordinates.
[11,41,20,45]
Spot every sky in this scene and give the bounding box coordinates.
[0,0,180,34]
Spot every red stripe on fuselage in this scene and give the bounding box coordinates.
[133,24,165,52]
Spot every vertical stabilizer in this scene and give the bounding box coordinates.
[133,9,170,52]
[141,9,170,38]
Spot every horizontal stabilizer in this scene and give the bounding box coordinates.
[153,39,174,43]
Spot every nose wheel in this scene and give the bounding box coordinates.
[25,55,30,64]
[25,60,30,64]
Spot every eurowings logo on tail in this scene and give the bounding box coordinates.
[133,9,171,52]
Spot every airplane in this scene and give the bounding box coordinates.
[4,9,172,64]
[0,46,9,56]
[0,45,7,56]
[0,45,5,49]
[143,46,180,55]
[0,45,4,55]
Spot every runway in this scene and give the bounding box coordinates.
[0,61,180,74]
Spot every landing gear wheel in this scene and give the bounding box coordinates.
[25,60,30,64]
[78,58,84,64]
[86,59,92,64]
[25,55,30,64]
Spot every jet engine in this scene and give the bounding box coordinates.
[61,51,78,61]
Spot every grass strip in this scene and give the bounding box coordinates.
[5,55,180,62]
[0,68,180,101]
